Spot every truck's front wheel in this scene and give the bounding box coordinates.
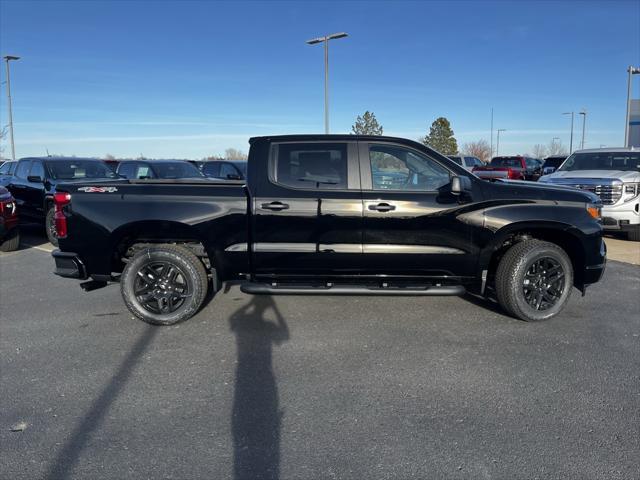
[121,245,209,325]
[495,240,573,322]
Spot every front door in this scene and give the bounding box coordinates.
[250,141,363,278]
[359,142,476,280]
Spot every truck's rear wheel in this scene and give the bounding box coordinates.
[0,229,20,252]
[495,240,573,322]
[46,207,59,247]
[121,245,209,325]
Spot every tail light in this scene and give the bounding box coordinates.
[54,192,71,239]
[506,168,519,179]
[0,199,17,217]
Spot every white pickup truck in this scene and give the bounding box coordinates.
[539,148,640,241]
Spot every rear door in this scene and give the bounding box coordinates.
[8,159,34,217]
[250,141,363,277]
[359,141,477,279]
[24,159,47,218]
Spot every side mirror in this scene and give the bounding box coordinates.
[27,175,43,183]
[451,175,471,195]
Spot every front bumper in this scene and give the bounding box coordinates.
[601,200,640,231]
[52,250,88,279]
[582,239,606,286]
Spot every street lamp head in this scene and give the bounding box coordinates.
[628,66,640,74]
[562,112,573,115]
[327,32,348,40]
[3,55,20,61]
[306,32,348,45]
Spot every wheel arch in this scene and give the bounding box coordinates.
[478,221,588,291]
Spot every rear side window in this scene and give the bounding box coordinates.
[15,160,31,178]
[29,160,45,179]
[273,143,348,189]
[202,162,222,177]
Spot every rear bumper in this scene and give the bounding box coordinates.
[52,250,88,279]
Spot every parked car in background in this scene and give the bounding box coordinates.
[0,161,18,187]
[539,148,640,241]
[52,134,605,326]
[202,160,247,180]
[0,186,20,252]
[541,155,567,176]
[116,160,205,180]
[4,157,117,246]
[447,155,484,172]
[473,156,543,181]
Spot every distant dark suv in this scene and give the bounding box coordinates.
[5,157,117,245]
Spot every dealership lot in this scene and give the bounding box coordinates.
[1,231,639,479]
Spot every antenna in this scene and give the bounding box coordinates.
[46,148,51,157]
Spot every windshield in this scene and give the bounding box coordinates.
[152,162,204,179]
[558,152,640,172]
[491,157,522,167]
[45,160,118,180]
[543,157,565,169]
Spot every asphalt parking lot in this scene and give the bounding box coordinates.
[1,228,639,479]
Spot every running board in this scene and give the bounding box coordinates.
[240,283,465,296]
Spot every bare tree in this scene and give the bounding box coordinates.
[224,148,248,161]
[547,139,568,156]
[462,139,491,163]
[532,144,547,159]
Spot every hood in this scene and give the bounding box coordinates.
[486,178,600,204]
[539,169,640,183]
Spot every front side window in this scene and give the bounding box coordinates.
[0,162,12,175]
[220,162,240,178]
[464,157,481,167]
[29,161,45,179]
[202,162,222,178]
[558,152,640,172]
[273,143,348,190]
[15,160,31,179]
[369,144,450,191]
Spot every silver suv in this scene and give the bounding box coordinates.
[539,148,640,241]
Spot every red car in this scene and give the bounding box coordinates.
[0,186,19,252]
[473,156,543,181]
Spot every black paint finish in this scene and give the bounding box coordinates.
[52,135,606,293]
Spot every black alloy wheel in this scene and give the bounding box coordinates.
[522,257,565,311]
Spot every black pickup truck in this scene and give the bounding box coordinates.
[52,135,606,325]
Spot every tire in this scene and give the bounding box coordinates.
[0,229,20,252]
[627,227,640,242]
[120,245,209,325]
[45,207,58,247]
[495,240,573,322]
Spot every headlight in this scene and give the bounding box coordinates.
[622,182,639,202]
[586,203,601,220]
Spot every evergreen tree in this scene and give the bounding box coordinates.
[422,117,458,154]
[351,111,384,135]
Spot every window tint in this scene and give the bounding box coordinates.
[558,152,640,172]
[46,160,116,180]
[220,162,239,178]
[29,161,45,179]
[15,160,31,178]
[273,143,348,189]
[135,164,155,179]
[491,157,522,168]
[464,157,480,167]
[0,162,13,175]
[202,161,222,177]
[369,144,450,191]
[117,162,136,179]
[151,162,202,179]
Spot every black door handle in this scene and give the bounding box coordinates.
[261,201,289,211]
[369,202,396,212]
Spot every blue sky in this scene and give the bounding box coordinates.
[1,0,639,159]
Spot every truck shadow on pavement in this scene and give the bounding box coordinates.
[45,326,158,480]
[230,296,290,480]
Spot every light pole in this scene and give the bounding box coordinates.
[306,32,348,134]
[579,110,587,150]
[496,129,506,157]
[563,112,574,153]
[3,55,20,161]
[624,66,640,147]
[490,107,494,159]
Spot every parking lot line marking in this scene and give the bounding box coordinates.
[21,243,54,253]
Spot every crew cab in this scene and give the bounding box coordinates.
[539,148,640,241]
[4,157,117,246]
[473,156,542,181]
[51,135,606,325]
